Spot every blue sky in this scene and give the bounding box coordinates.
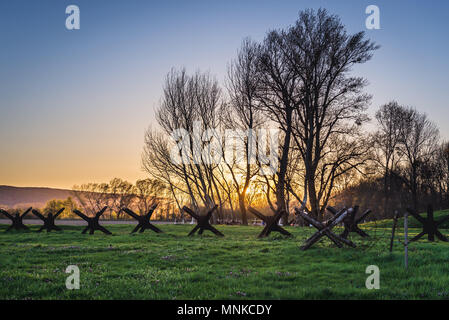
[1,0,448,188]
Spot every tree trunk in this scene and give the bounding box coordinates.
[411,164,418,211]
[276,110,292,225]
[307,177,320,221]
[238,193,248,225]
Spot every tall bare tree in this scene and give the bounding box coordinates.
[438,142,449,206]
[255,27,301,223]
[372,101,404,215]
[256,9,377,221]
[397,107,440,210]
[152,69,223,220]
[222,38,263,225]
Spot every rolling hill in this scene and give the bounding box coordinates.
[0,185,73,209]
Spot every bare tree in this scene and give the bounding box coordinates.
[72,183,110,216]
[397,107,440,210]
[438,142,449,207]
[222,38,263,225]
[256,8,377,221]
[152,69,223,221]
[372,101,404,215]
[108,178,134,219]
[255,27,301,224]
[142,127,193,221]
[135,178,166,214]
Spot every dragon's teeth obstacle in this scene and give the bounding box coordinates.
[295,207,356,250]
[407,205,449,242]
[1,207,32,231]
[123,203,163,234]
[73,207,112,235]
[327,205,372,239]
[32,208,64,232]
[182,205,224,237]
[248,207,292,238]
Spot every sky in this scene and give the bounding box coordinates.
[0,0,448,189]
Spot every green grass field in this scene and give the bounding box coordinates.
[1,214,449,300]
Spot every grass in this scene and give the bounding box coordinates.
[374,209,449,228]
[1,216,449,300]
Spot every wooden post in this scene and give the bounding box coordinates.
[389,210,399,253]
[404,210,408,269]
